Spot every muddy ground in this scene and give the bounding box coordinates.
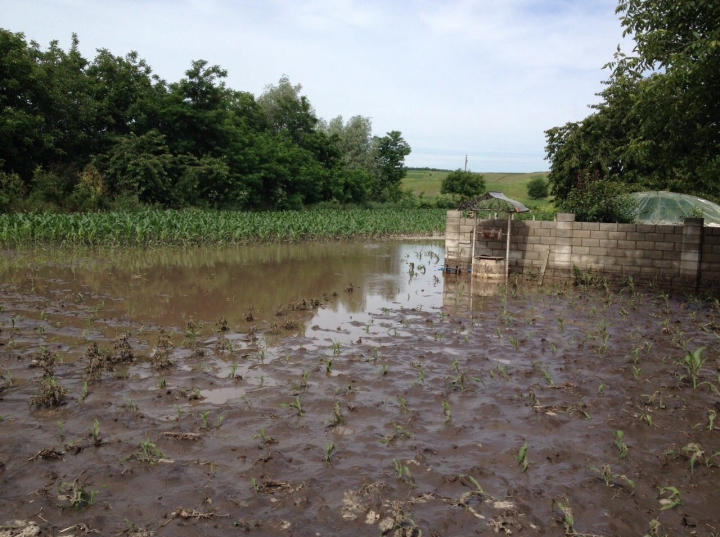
[1,266,720,536]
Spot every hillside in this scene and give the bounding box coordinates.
[403,169,551,206]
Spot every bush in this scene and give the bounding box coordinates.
[526,176,549,199]
[440,169,486,198]
[557,172,637,223]
[434,193,466,209]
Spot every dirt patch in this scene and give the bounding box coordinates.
[1,272,720,536]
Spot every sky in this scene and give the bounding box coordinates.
[2,0,633,172]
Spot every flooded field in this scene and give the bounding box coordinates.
[1,241,719,536]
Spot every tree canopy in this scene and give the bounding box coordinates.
[440,169,486,199]
[0,30,411,212]
[545,0,720,204]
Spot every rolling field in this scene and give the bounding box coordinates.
[404,169,551,206]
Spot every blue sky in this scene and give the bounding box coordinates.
[2,0,632,172]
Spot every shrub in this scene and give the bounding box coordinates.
[440,169,486,198]
[557,171,637,223]
[527,176,549,199]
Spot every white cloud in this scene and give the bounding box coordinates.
[1,0,632,171]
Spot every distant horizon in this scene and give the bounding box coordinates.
[407,167,549,174]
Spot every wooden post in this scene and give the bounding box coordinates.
[471,211,477,273]
[505,212,512,284]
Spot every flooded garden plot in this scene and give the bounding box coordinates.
[1,240,719,537]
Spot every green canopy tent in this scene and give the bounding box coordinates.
[630,191,720,226]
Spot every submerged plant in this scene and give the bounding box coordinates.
[280,396,304,416]
[681,347,706,389]
[442,400,451,424]
[324,443,336,464]
[614,430,628,459]
[517,440,530,472]
[30,377,67,408]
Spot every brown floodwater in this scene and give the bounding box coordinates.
[1,241,720,537]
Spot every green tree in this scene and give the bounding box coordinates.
[556,171,637,223]
[526,176,549,199]
[440,169,486,198]
[546,0,720,202]
[372,131,411,202]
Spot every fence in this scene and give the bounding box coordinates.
[445,211,720,290]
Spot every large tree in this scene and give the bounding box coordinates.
[372,131,411,202]
[546,0,720,201]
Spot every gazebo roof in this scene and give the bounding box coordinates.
[458,192,530,213]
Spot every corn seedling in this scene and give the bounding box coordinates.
[174,404,184,421]
[326,401,345,427]
[442,400,451,424]
[632,365,642,380]
[614,430,628,459]
[228,362,240,379]
[80,381,88,402]
[658,486,682,510]
[324,443,336,464]
[645,519,665,537]
[295,370,311,390]
[508,336,520,350]
[251,428,276,446]
[134,438,164,463]
[216,415,225,428]
[708,409,718,431]
[557,317,565,331]
[379,363,389,377]
[396,396,408,412]
[597,382,607,394]
[280,396,304,416]
[517,440,530,472]
[323,359,333,375]
[89,419,101,445]
[682,347,706,388]
[58,474,102,509]
[251,477,259,493]
[589,464,636,494]
[554,497,575,535]
[157,378,167,389]
[200,411,211,429]
[541,370,555,387]
[379,422,412,444]
[392,458,413,485]
[411,367,426,387]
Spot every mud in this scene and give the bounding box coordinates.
[1,243,720,536]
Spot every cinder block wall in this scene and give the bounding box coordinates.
[446,211,720,289]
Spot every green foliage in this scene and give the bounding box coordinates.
[372,131,411,202]
[556,172,637,223]
[440,169,486,198]
[526,176,549,200]
[546,1,720,202]
[0,31,410,212]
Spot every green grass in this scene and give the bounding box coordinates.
[404,169,551,207]
[0,208,446,248]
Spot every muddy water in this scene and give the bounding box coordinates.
[1,243,720,537]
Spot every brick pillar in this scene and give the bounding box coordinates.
[680,217,704,287]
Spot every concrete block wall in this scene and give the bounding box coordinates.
[446,211,720,290]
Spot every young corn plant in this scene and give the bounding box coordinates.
[392,459,414,486]
[251,428,277,446]
[681,347,706,388]
[658,486,683,510]
[326,401,345,427]
[442,400,451,424]
[280,396,304,416]
[324,443,336,464]
[517,441,531,472]
[554,497,575,535]
[614,430,629,459]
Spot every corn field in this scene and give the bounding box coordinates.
[0,209,446,247]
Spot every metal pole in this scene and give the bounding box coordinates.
[505,212,512,284]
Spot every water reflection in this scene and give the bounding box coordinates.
[1,241,445,335]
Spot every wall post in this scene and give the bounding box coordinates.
[680,217,704,288]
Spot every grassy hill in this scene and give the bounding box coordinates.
[403,169,551,207]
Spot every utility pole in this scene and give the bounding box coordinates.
[464,155,468,172]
